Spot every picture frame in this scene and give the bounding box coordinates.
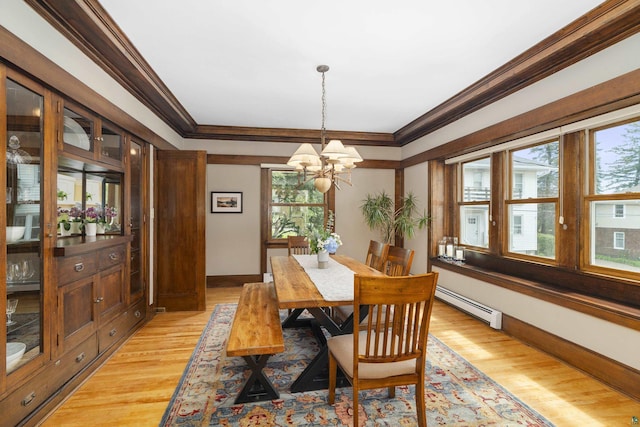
[210,191,243,213]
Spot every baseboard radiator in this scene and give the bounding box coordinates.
[435,285,503,330]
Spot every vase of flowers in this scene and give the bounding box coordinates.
[69,206,83,234]
[307,211,342,268]
[57,207,71,236]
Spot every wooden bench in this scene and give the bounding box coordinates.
[226,282,285,403]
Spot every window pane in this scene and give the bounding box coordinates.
[462,158,490,201]
[271,170,324,204]
[590,200,640,272]
[511,140,558,199]
[594,120,640,195]
[508,203,556,258]
[271,205,324,239]
[459,205,489,248]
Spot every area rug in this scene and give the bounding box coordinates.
[160,304,554,426]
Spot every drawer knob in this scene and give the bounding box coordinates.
[75,352,86,363]
[109,328,117,337]
[134,310,141,318]
[74,262,85,272]
[21,392,36,407]
[94,297,104,304]
[109,252,118,261]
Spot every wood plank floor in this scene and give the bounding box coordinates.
[40,287,640,426]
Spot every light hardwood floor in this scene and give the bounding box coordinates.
[40,287,639,427]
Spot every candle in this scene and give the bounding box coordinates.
[455,249,464,260]
[446,244,454,258]
[438,244,445,256]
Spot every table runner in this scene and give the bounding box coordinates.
[292,254,355,301]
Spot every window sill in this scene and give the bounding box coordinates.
[431,258,640,332]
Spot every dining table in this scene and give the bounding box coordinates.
[270,254,385,392]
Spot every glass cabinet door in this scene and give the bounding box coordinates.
[5,78,44,374]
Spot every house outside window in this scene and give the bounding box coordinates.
[459,157,490,248]
[587,119,640,274]
[507,140,559,260]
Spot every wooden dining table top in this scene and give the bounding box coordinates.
[270,254,385,309]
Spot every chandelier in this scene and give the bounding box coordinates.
[286,65,362,193]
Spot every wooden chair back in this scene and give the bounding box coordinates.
[384,245,415,276]
[287,235,310,255]
[328,272,439,427]
[365,240,389,272]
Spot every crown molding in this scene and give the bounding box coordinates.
[26,0,640,147]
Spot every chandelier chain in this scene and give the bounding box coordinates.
[320,70,326,144]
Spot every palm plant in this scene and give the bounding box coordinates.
[360,191,429,244]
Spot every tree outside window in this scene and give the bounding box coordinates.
[269,170,326,239]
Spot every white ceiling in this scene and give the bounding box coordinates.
[100,0,604,134]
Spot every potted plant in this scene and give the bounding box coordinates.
[84,206,99,236]
[360,191,429,244]
[69,206,84,234]
[57,189,68,201]
[57,207,71,236]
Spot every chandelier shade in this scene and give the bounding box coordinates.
[287,65,362,193]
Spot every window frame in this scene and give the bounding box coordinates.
[265,168,331,244]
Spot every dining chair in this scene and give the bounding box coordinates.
[327,272,439,427]
[383,245,414,276]
[332,241,389,324]
[365,240,389,272]
[288,235,310,255]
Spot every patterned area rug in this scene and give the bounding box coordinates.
[160,304,554,426]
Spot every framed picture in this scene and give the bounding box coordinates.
[210,191,243,213]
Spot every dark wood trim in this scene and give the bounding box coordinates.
[25,0,640,146]
[207,275,262,288]
[502,313,640,401]
[395,0,640,145]
[0,25,175,151]
[25,0,197,136]
[403,68,640,167]
[190,126,394,146]
[206,154,401,169]
[432,259,640,331]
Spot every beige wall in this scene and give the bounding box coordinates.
[206,164,261,275]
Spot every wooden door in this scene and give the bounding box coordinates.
[155,150,206,311]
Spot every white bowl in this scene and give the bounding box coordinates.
[7,342,26,370]
[6,226,25,243]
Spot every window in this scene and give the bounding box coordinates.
[459,158,490,248]
[513,215,523,235]
[587,119,640,274]
[507,140,559,260]
[614,204,625,218]
[613,232,625,250]
[268,170,326,240]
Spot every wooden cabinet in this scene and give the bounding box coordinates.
[1,67,149,426]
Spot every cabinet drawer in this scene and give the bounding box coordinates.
[98,311,128,353]
[57,253,97,285]
[123,299,146,333]
[0,372,50,427]
[98,245,126,271]
[50,334,98,391]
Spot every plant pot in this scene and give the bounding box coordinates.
[96,223,106,234]
[59,223,71,237]
[70,222,82,235]
[85,222,97,237]
[317,250,329,269]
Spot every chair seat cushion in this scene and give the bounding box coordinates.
[327,331,417,379]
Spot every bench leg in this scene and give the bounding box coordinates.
[235,354,279,404]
